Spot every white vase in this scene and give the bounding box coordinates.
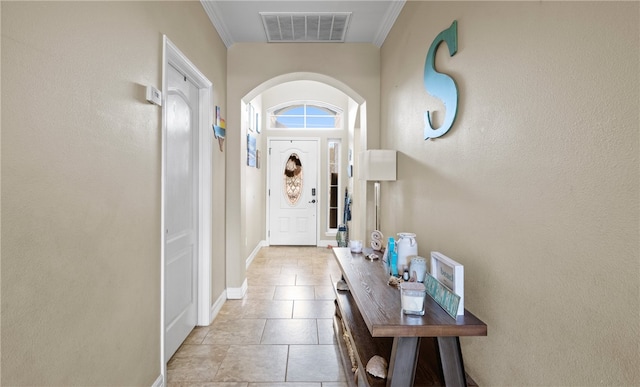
[396,232,417,274]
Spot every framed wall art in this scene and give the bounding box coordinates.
[247,134,257,167]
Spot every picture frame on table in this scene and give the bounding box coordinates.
[430,251,464,316]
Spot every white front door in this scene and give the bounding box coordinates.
[164,64,198,361]
[268,139,318,245]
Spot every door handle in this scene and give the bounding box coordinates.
[309,199,316,204]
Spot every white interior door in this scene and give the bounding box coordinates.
[164,64,199,361]
[269,139,318,245]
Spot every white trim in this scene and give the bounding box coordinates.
[317,239,336,248]
[151,375,163,387]
[210,290,227,323]
[373,0,406,48]
[226,278,248,300]
[200,0,234,48]
[197,87,213,327]
[245,240,266,269]
[161,35,214,376]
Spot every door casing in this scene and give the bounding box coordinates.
[161,36,213,375]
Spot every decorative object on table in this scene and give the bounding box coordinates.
[388,237,398,276]
[396,232,418,274]
[409,256,428,283]
[387,275,403,288]
[424,273,461,319]
[359,149,397,231]
[430,251,464,316]
[370,229,384,251]
[349,239,362,253]
[424,20,459,140]
[400,282,426,316]
[367,253,379,261]
[365,355,388,379]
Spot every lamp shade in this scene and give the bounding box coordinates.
[359,150,397,181]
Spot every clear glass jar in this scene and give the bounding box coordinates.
[409,256,428,282]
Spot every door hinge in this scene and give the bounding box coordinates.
[269,148,271,155]
[268,189,270,196]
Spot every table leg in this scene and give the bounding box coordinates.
[387,337,420,387]
[437,336,467,386]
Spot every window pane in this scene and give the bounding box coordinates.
[275,116,304,128]
[275,105,304,116]
[269,103,342,130]
[327,140,340,230]
[306,105,335,116]
[307,116,335,128]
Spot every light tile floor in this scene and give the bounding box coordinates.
[167,246,349,387]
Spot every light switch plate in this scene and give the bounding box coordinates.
[146,86,162,106]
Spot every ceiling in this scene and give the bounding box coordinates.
[200,1,406,48]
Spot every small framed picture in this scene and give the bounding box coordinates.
[430,251,464,316]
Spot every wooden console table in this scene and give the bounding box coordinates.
[332,248,487,387]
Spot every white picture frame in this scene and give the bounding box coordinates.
[430,251,464,316]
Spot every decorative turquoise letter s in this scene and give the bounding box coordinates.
[424,20,458,140]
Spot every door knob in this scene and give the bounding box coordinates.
[309,199,316,203]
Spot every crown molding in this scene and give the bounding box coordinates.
[200,0,234,48]
[373,0,406,48]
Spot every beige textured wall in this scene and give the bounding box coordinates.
[226,44,379,288]
[1,1,226,385]
[381,1,639,385]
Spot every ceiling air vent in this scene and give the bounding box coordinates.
[260,12,351,43]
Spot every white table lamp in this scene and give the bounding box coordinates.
[359,150,397,231]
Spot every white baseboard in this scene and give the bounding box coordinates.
[226,277,248,299]
[318,239,337,248]
[151,374,163,387]
[209,290,227,322]
[245,240,267,268]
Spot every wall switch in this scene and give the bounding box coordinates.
[146,86,162,106]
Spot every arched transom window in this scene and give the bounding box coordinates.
[269,102,343,130]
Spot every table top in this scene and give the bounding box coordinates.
[333,247,487,338]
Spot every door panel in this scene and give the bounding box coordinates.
[269,140,318,245]
[164,64,199,361]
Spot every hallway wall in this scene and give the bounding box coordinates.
[1,2,226,385]
[226,45,380,290]
[261,80,352,242]
[380,2,639,385]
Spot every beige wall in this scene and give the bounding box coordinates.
[381,1,639,385]
[1,1,226,385]
[226,44,380,288]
